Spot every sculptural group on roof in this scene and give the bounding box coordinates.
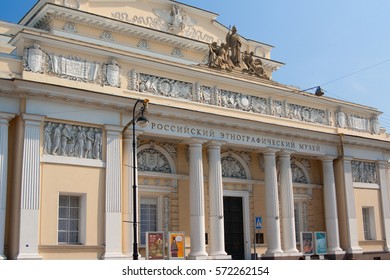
[208,25,268,79]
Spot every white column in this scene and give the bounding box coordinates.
[103,125,125,259]
[340,157,363,254]
[278,151,299,254]
[322,157,343,254]
[188,139,208,259]
[263,149,283,256]
[378,161,390,252]
[122,130,142,258]
[17,114,44,260]
[0,113,14,260]
[207,141,229,259]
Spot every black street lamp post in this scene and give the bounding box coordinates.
[123,99,149,260]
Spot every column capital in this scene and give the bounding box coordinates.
[206,140,226,149]
[278,150,294,157]
[0,112,15,124]
[123,128,144,139]
[185,138,207,146]
[377,160,389,168]
[22,113,45,126]
[320,155,336,163]
[104,124,123,133]
[262,148,279,156]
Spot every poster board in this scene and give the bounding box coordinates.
[168,232,186,260]
[146,231,165,260]
[314,231,327,255]
[300,231,314,255]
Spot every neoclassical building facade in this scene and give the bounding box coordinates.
[1,0,390,260]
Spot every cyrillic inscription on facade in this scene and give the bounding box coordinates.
[149,121,322,154]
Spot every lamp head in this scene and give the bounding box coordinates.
[136,114,149,128]
[315,86,324,96]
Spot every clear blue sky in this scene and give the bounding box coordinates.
[2,0,390,132]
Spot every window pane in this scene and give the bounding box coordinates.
[70,208,79,219]
[59,207,68,218]
[58,219,68,231]
[58,231,67,243]
[58,195,80,244]
[140,197,158,245]
[59,196,68,207]
[69,220,79,231]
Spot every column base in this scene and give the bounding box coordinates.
[17,253,42,260]
[102,253,127,260]
[283,251,301,257]
[208,254,232,260]
[187,254,209,260]
[346,246,363,254]
[263,249,284,258]
[0,255,6,260]
[327,247,344,255]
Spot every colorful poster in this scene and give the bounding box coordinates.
[315,231,327,255]
[168,232,186,259]
[301,231,314,255]
[146,232,164,260]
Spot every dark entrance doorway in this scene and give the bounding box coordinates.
[223,196,245,260]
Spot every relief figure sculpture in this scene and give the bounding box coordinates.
[225,25,242,67]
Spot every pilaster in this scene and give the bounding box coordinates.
[339,156,363,254]
[103,125,125,259]
[0,113,15,260]
[377,161,390,252]
[17,114,44,260]
[122,129,143,258]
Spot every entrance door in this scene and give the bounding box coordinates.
[223,196,245,260]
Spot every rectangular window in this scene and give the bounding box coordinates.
[140,197,158,245]
[362,207,376,240]
[58,195,80,244]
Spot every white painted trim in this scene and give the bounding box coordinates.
[223,190,251,260]
[353,183,380,190]
[41,154,105,168]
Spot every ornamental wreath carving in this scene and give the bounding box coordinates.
[43,122,103,160]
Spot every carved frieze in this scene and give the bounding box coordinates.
[128,71,375,132]
[352,160,377,183]
[43,122,103,160]
[136,73,194,101]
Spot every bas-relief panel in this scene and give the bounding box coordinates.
[43,121,103,160]
[352,160,378,184]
